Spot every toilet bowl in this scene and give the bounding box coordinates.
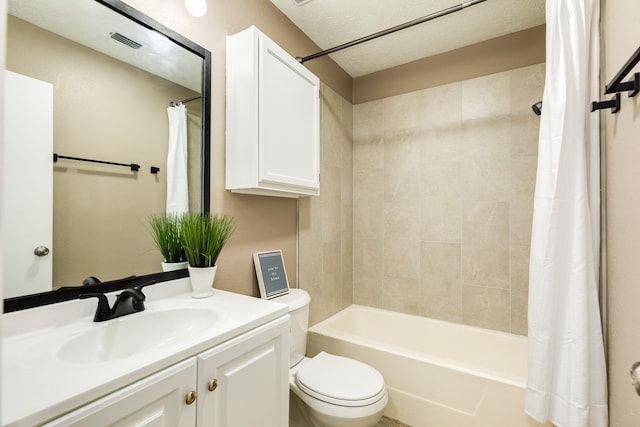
[274,289,387,427]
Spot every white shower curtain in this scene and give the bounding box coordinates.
[525,1,607,426]
[166,104,189,214]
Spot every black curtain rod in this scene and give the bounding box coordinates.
[296,0,488,64]
[605,46,640,95]
[54,153,140,172]
[169,95,201,107]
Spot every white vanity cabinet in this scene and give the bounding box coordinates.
[41,316,289,427]
[226,26,320,198]
[196,315,290,427]
[43,359,198,427]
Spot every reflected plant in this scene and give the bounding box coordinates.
[148,213,186,263]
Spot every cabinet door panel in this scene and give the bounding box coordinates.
[43,359,197,427]
[197,316,289,427]
[259,35,320,191]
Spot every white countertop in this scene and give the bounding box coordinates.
[1,278,288,426]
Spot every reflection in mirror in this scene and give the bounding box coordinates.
[3,0,211,310]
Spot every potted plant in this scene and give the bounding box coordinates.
[180,212,235,298]
[148,213,187,272]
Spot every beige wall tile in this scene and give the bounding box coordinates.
[462,285,511,332]
[420,196,461,243]
[422,82,462,130]
[354,101,384,141]
[351,63,544,335]
[384,202,420,242]
[321,84,344,168]
[510,64,544,157]
[511,244,530,335]
[301,85,353,325]
[461,71,511,121]
[353,239,384,307]
[383,235,420,280]
[383,91,422,131]
[419,161,461,197]
[353,167,384,205]
[461,118,511,200]
[511,196,534,246]
[420,126,462,163]
[381,275,420,315]
[354,201,384,240]
[420,242,462,322]
[461,200,510,288]
[384,129,421,202]
[510,156,538,198]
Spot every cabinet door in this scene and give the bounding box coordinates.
[258,35,320,192]
[197,316,290,427]
[43,359,197,427]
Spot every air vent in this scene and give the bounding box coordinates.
[110,32,142,49]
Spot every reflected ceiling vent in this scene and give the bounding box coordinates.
[110,32,142,49]
[293,0,313,5]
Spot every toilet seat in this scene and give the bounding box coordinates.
[295,352,385,407]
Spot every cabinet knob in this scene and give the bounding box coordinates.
[185,390,197,405]
[208,379,218,392]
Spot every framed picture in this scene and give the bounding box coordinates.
[253,250,290,299]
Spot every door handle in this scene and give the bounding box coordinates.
[33,246,50,256]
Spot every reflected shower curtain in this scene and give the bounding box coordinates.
[525,0,607,426]
[166,104,189,214]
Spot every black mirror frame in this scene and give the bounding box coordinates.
[3,0,211,313]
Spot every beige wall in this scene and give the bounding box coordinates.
[352,64,544,334]
[6,16,201,286]
[120,0,352,298]
[604,0,640,425]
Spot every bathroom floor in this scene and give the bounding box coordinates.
[375,416,412,427]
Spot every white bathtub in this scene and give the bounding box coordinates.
[307,305,553,427]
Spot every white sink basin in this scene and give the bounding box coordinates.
[57,308,220,363]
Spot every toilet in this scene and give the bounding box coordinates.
[274,289,387,427]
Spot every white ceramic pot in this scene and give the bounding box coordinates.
[161,261,188,272]
[187,265,217,298]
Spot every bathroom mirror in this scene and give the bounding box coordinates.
[3,0,211,311]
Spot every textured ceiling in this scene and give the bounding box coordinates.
[270,0,546,77]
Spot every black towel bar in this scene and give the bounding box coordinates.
[53,153,140,172]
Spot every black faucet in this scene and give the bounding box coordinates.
[79,281,156,322]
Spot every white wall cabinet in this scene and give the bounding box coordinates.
[226,26,320,198]
[44,317,289,427]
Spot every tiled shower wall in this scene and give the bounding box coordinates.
[352,63,545,335]
[299,83,354,326]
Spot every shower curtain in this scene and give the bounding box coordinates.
[166,104,189,214]
[525,1,607,426]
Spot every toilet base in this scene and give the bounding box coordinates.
[289,380,387,427]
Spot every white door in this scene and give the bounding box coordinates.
[2,70,53,298]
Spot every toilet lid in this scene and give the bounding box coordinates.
[295,352,385,407]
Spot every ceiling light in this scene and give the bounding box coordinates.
[185,0,207,17]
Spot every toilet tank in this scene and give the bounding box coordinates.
[272,288,311,367]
